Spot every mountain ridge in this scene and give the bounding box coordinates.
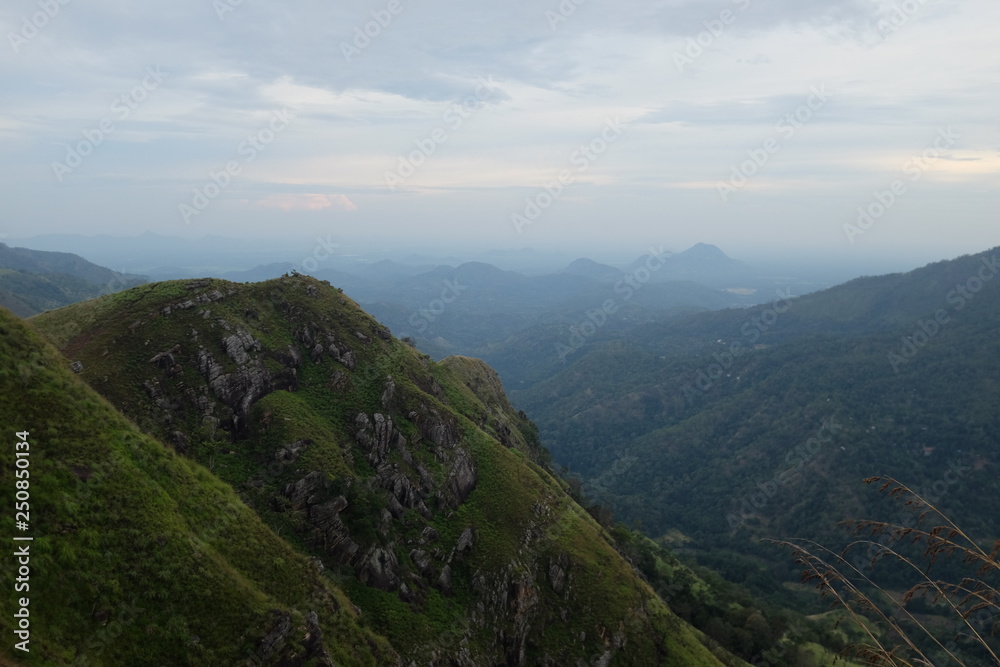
[25,274,743,666]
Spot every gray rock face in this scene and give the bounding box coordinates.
[472,565,540,666]
[275,344,303,368]
[222,327,260,365]
[447,448,478,507]
[257,609,334,667]
[437,564,453,593]
[276,439,311,462]
[283,472,361,564]
[421,410,460,447]
[196,343,297,429]
[377,463,419,506]
[294,324,356,369]
[355,412,404,465]
[284,471,328,510]
[548,554,569,595]
[410,548,433,577]
[380,376,396,410]
[359,546,401,591]
[455,527,475,557]
[258,611,292,661]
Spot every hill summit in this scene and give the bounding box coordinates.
[20,274,739,666]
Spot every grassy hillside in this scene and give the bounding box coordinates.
[28,275,740,666]
[0,307,395,666]
[0,243,146,317]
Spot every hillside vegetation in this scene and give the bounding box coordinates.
[511,248,1000,607]
[0,306,395,666]
[26,274,741,666]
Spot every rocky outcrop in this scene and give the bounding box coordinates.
[221,327,260,365]
[354,413,404,465]
[294,323,356,370]
[256,609,335,667]
[194,330,301,430]
[548,553,570,595]
[358,546,401,591]
[258,610,292,662]
[446,448,477,507]
[276,439,311,462]
[416,408,460,448]
[283,472,361,564]
[376,462,432,519]
[471,564,540,666]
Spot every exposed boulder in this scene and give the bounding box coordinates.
[222,327,261,365]
[447,448,478,507]
[258,610,292,661]
[548,553,570,595]
[196,346,296,429]
[284,471,328,510]
[454,527,475,558]
[359,546,401,591]
[276,439,311,462]
[283,473,361,564]
[355,413,403,465]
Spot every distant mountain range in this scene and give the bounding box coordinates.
[0,242,146,316]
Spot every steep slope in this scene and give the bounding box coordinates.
[29,275,741,666]
[0,307,395,666]
[512,248,1000,596]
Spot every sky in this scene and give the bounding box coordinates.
[1,0,998,267]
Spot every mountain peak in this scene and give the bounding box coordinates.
[680,243,730,259]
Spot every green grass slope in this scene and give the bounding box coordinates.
[29,275,742,666]
[0,307,396,666]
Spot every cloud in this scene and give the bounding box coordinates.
[0,0,997,260]
[254,194,358,212]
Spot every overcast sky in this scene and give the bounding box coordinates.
[1,0,997,265]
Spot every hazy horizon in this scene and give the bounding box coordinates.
[5,230,988,293]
